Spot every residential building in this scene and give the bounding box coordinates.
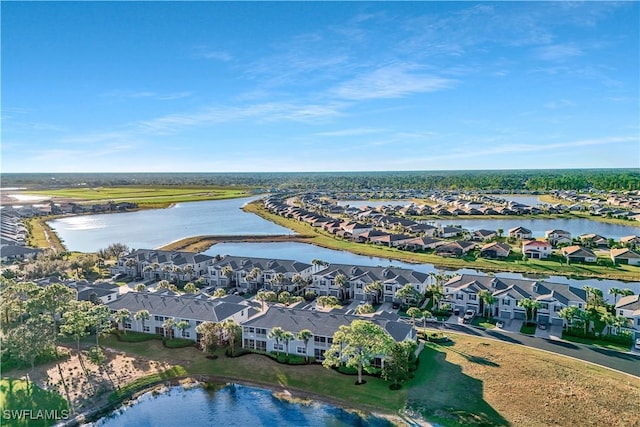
[544,229,572,247]
[241,306,416,361]
[508,226,532,240]
[615,294,640,342]
[522,240,552,259]
[479,242,511,258]
[561,246,597,263]
[610,248,640,266]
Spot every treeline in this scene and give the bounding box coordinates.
[2,169,638,191]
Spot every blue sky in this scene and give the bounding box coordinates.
[2,1,638,173]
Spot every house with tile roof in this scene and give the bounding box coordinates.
[522,240,552,259]
[561,245,597,263]
[107,291,258,340]
[479,242,511,258]
[111,249,215,282]
[508,226,532,240]
[241,306,415,362]
[610,248,640,266]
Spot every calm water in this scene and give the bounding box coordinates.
[437,218,638,240]
[205,242,640,296]
[92,384,394,427]
[47,197,291,252]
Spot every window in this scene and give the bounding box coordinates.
[154,315,164,322]
[256,328,267,335]
[124,322,132,329]
[182,331,190,338]
[503,299,510,306]
[456,294,464,300]
[273,343,284,351]
[107,295,112,301]
[541,303,548,310]
[256,340,266,351]
[143,326,150,332]
[554,306,560,312]
[578,303,583,309]
[314,336,326,343]
[469,295,477,301]
[314,349,326,361]
[297,346,305,354]
[385,285,393,292]
[196,321,202,326]
[327,337,333,344]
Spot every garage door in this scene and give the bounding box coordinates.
[538,315,549,324]
[551,317,564,326]
[513,311,525,320]
[500,311,511,319]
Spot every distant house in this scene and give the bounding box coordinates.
[561,245,597,263]
[480,242,511,258]
[579,233,609,248]
[508,226,532,240]
[615,294,640,343]
[439,226,464,238]
[471,229,498,242]
[435,240,476,257]
[521,240,552,259]
[620,235,640,248]
[610,248,640,266]
[544,229,572,247]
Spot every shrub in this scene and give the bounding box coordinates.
[164,338,195,348]
[115,331,160,343]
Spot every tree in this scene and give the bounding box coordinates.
[113,308,131,334]
[278,291,293,305]
[355,303,375,315]
[363,281,382,304]
[270,273,288,293]
[184,282,198,294]
[213,288,227,298]
[221,319,242,356]
[317,295,341,308]
[90,304,113,346]
[334,273,349,301]
[608,287,623,305]
[268,326,285,357]
[60,300,93,354]
[256,291,268,311]
[381,340,417,389]
[162,317,176,339]
[220,266,234,288]
[426,283,444,307]
[395,284,421,307]
[134,309,150,332]
[422,309,433,327]
[125,258,137,277]
[322,320,395,385]
[5,315,55,374]
[517,298,542,325]
[583,286,605,308]
[281,330,295,356]
[406,307,422,327]
[134,283,147,292]
[196,321,222,355]
[176,320,190,338]
[157,280,171,290]
[297,329,313,362]
[558,306,582,331]
[478,290,497,318]
[183,265,195,283]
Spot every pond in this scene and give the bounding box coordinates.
[47,197,291,253]
[90,383,394,427]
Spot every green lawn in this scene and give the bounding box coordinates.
[24,186,254,208]
[520,324,536,335]
[470,317,497,329]
[561,333,632,353]
[0,378,69,427]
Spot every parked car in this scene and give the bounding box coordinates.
[463,310,475,323]
[112,273,127,281]
[635,338,640,349]
[496,320,504,329]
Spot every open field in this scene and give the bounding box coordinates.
[157,234,316,252]
[244,201,640,281]
[22,186,255,208]
[5,332,637,426]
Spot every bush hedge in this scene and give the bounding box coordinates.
[164,338,195,348]
[115,331,160,343]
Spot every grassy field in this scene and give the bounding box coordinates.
[96,333,639,426]
[24,217,66,253]
[244,201,640,281]
[0,378,69,427]
[23,186,254,208]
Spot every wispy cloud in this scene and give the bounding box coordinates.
[101,90,192,100]
[314,128,385,137]
[332,63,456,100]
[190,46,232,61]
[544,99,574,109]
[535,43,583,61]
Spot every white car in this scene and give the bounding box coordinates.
[462,310,475,323]
[496,320,504,329]
[635,338,640,349]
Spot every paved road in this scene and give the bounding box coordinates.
[426,322,640,377]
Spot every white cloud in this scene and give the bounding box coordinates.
[332,64,456,100]
[535,44,583,61]
[544,99,575,109]
[190,46,232,61]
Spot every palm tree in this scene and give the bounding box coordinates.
[422,309,433,327]
[363,281,382,304]
[297,329,313,362]
[113,308,131,334]
[134,309,150,333]
[268,326,285,357]
[157,280,171,290]
[176,320,190,338]
[221,319,242,356]
[608,287,622,305]
[162,264,173,280]
[220,266,234,288]
[184,282,198,294]
[125,258,137,277]
[270,273,288,293]
[478,290,497,318]
[406,307,422,327]
[172,266,183,286]
[213,288,227,298]
[162,317,176,339]
[281,330,295,357]
[183,265,195,282]
[142,265,153,279]
[517,298,542,325]
[426,283,444,308]
[333,273,349,301]
[245,267,262,290]
[256,291,268,311]
[135,283,147,292]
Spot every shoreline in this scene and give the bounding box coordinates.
[61,374,414,427]
[156,234,315,253]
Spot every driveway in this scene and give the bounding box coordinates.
[501,318,523,333]
[535,324,563,340]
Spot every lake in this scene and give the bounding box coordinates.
[47,197,291,253]
[90,383,395,427]
[204,242,640,296]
